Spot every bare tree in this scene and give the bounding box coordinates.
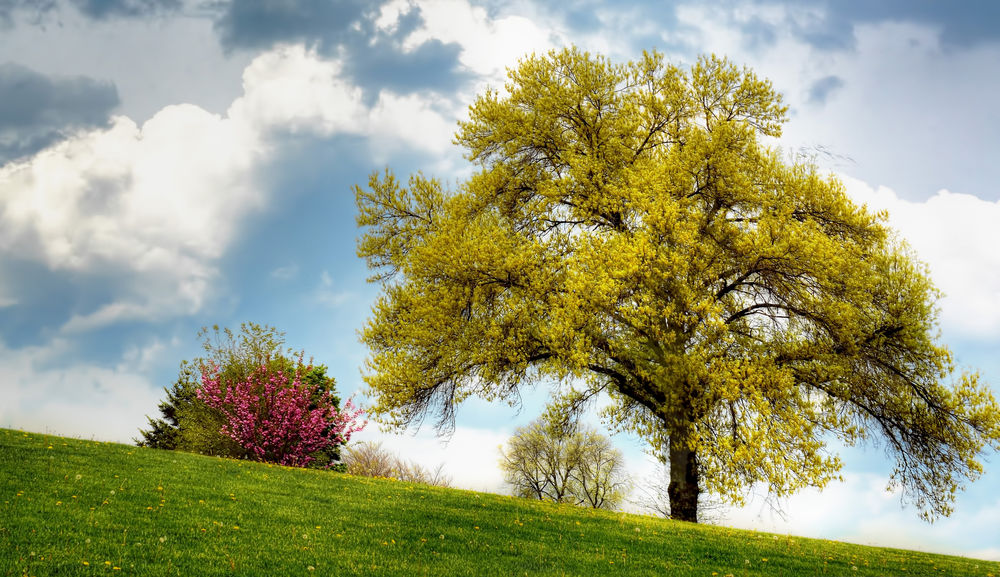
[574,434,631,509]
[342,441,452,488]
[500,414,630,510]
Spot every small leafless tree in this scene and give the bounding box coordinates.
[574,434,631,509]
[500,414,630,510]
[342,441,452,488]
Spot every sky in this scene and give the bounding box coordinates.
[2,0,999,561]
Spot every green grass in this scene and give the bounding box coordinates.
[2,428,997,577]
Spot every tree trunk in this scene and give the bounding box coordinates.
[667,434,700,522]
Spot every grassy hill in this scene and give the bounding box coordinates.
[2,428,997,576]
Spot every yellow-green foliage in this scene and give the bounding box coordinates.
[355,47,1000,521]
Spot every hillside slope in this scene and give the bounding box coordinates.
[2,428,997,576]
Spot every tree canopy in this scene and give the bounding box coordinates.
[355,48,1000,522]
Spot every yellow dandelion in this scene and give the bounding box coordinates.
[82,561,89,566]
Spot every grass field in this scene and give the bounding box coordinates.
[2,428,998,576]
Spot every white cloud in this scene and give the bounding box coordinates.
[369,90,456,157]
[840,175,1000,338]
[383,0,559,83]
[0,339,164,443]
[228,44,366,137]
[374,0,412,35]
[0,43,456,332]
[0,106,260,329]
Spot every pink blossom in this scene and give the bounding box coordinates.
[197,360,366,467]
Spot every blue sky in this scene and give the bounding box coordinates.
[2,0,1000,561]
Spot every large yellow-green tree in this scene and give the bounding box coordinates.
[355,48,1000,522]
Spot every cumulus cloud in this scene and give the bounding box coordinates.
[384,0,558,82]
[214,0,560,95]
[0,106,264,330]
[840,175,1000,339]
[228,45,367,136]
[0,44,455,332]
[368,90,456,156]
[210,0,476,96]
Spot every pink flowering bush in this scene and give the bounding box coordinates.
[197,359,366,467]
